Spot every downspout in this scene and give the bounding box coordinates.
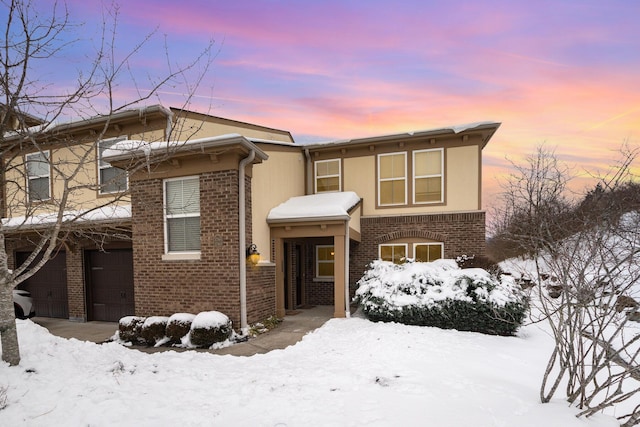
[303,148,312,194]
[238,149,255,331]
[344,221,351,318]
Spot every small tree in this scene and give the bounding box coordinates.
[0,0,214,365]
[497,144,640,426]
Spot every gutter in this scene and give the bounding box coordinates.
[344,221,351,318]
[303,148,312,194]
[238,149,255,331]
[162,107,174,140]
[266,214,351,224]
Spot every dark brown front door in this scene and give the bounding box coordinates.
[85,249,134,321]
[16,251,69,318]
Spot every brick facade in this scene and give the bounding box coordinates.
[350,212,486,293]
[131,170,275,327]
[66,246,85,321]
[246,264,276,323]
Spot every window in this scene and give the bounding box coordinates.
[414,243,443,262]
[26,151,50,202]
[379,244,407,264]
[315,159,341,193]
[413,149,443,204]
[378,152,406,206]
[98,137,128,194]
[316,245,335,278]
[164,176,200,253]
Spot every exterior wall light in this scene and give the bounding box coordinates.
[246,243,260,266]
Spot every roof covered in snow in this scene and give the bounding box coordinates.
[267,191,361,223]
[2,205,132,229]
[102,134,268,164]
[302,121,500,150]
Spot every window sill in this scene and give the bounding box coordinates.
[162,252,201,261]
[313,277,335,283]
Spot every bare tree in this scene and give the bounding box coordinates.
[488,145,573,261]
[0,0,215,365]
[498,145,640,426]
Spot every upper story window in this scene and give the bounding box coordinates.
[316,245,335,279]
[413,148,443,204]
[379,243,407,264]
[98,137,128,194]
[315,159,341,193]
[414,243,443,262]
[26,151,50,202]
[164,176,200,253]
[378,152,406,206]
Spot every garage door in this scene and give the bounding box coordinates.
[16,251,69,318]
[85,249,134,322]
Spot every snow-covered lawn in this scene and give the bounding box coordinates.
[1,314,618,426]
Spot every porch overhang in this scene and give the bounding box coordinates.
[266,191,361,226]
[267,192,361,320]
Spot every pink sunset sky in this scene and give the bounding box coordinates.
[30,1,640,209]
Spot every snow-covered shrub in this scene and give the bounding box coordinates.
[118,316,146,343]
[189,311,233,347]
[140,316,170,346]
[354,259,528,336]
[166,313,196,344]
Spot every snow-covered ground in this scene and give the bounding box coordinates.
[1,312,618,426]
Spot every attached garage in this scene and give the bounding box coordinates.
[85,249,134,322]
[16,251,69,318]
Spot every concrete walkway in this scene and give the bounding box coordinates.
[32,305,334,356]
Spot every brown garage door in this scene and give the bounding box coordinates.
[85,249,134,322]
[16,251,69,318]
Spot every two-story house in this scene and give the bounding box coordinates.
[2,104,499,329]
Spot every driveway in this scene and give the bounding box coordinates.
[32,305,334,356]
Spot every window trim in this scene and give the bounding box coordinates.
[378,243,408,264]
[412,148,444,205]
[163,175,201,256]
[314,158,342,193]
[413,242,444,262]
[377,152,407,206]
[98,136,129,195]
[315,245,335,279]
[25,150,51,202]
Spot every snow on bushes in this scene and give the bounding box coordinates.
[117,312,234,348]
[189,311,233,347]
[166,313,196,344]
[118,316,145,343]
[354,259,528,336]
[140,316,170,346]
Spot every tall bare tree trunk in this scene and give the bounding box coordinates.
[0,284,20,366]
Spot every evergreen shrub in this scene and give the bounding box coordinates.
[354,259,528,336]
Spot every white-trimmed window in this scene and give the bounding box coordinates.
[413,148,443,204]
[164,176,200,253]
[26,151,50,202]
[315,159,341,193]
[379,244,408,264]
[378,152,406,206]
[414,243,443,262]
[316,245,335,278]
[98,137,128,194]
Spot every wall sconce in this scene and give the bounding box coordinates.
[246,243,260,266]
